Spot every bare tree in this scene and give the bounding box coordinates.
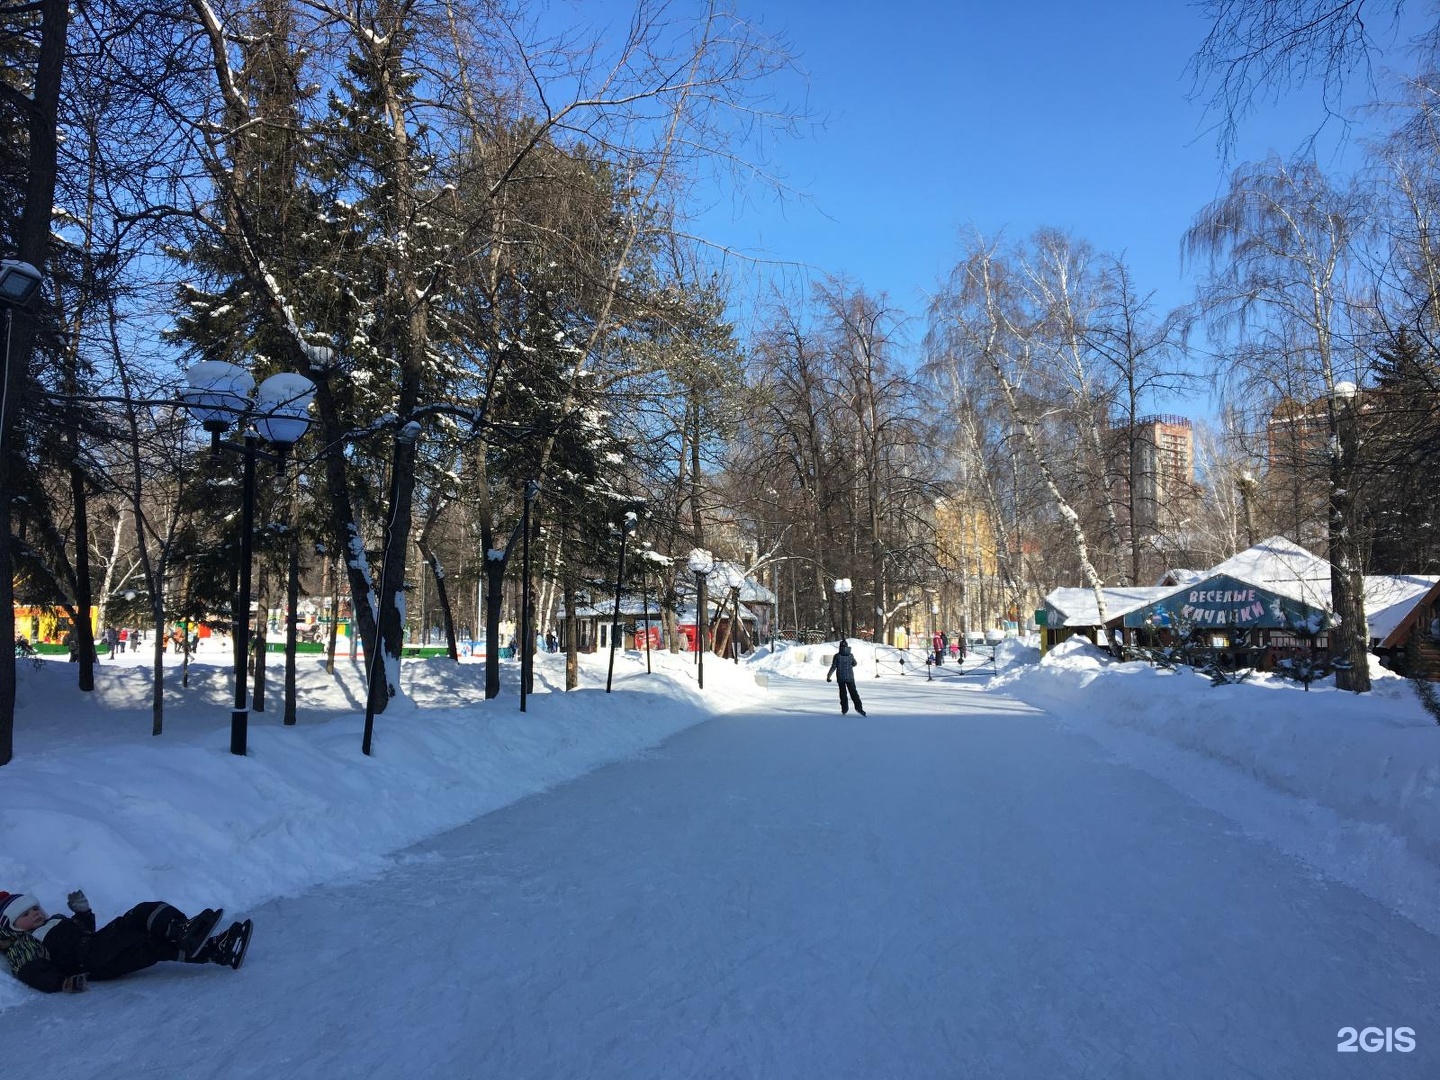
[929,232,1112,623]
[1188,0,1409,159]
[1185,155,1374,690]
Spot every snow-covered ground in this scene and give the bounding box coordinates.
[1,635,1437,1076]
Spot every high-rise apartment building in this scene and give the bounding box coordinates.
[1110,414,1196,533]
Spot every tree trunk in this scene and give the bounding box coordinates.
[484,546,507,699]
[419,540,459,661]
[1330,392,1371,691]
[565,573,579,690]
[252,567,269,713]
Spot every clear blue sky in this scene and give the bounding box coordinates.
[691,0,1409,363]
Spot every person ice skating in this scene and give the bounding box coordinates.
[0,889,252,994]
[826,639,867,716]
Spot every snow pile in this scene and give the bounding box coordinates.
[992,635,1042,672]
[991,641,1440,919]
[0,646,761,1011]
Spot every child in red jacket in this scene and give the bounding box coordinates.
[0,889,250,993]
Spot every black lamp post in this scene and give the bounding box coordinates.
[687,548,714,690]
[0,259,44,767]
[606,511,638,693]
[520,480,539,712]
[834,577,852,640]
[0,262,42,449]
[283,473,306,726]
[639,543,653,674]
[183,362,314,756]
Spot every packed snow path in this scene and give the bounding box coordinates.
[3,673,1437,1078]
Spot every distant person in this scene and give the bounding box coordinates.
[826,639,867,716]
[931,630,944,666]
[0,889,251,995]
[64,630,78,663]
[545,631,557,653]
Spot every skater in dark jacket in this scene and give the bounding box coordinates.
[825,639,867,716]
[0,889,250,994]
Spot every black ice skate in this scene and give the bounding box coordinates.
[209,919,253,970]
[173,907,223,960]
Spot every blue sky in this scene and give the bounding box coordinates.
[690,0,1412,366]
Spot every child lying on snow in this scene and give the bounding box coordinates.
[0,889,251,993]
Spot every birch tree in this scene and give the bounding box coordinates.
[1185,156,1374,690]
[929,233,1112,623]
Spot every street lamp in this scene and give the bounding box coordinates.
[606,511,639,693]
[0,260,42,305]
[0,258,43,767]
[0,261,42,438]
[686,548,714,689]
[182,362,315,756]
[834,578,852,640]
[1,260,43,451]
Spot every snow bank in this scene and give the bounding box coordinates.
[0,647,761,1011]
[992,639,1440,873]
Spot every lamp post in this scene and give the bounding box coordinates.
[182,362,314,756]
[0,260,42,448]
[606,511,638,693]
[0,259,44,767]
[686,548,714,689]
[834,578,852,639]
[520,480,539,712]
[283,473,306,726]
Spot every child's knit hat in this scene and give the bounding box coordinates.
[0,891,41,932]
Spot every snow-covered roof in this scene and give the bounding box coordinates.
[1043,586,1173,627]
[1363,574,1440,645]
[720,562,777,605]
[1157,568,1203,587]
[560,598,664,619]
[678,561,776,605]
[559,599,757,624]
[1202,536,1332,607]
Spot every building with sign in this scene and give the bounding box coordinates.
[1117,537,1333,663]
[1039,586,1173,651]
[1040,537,1440,678]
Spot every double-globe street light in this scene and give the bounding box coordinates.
[606,511,639,694]
[686,548,714,690]
[182,361,315,757]
[834,577,852,640]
